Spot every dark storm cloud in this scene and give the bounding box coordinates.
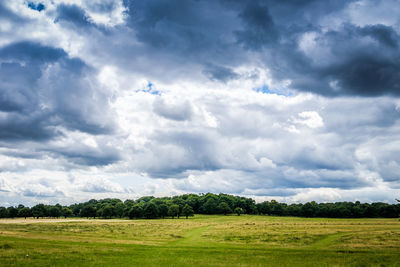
[0,41,114,142]
[122,0,244,66]
[0,41,66,65]
[119,0,399,96]
[202,64,239,82]
[55,4,92,27]
[44,146,121,166]
[294,24,400,97]
[54,3,104,31]
[0,112,59,141]
[360,24,399,48]
[1,149,43,160]
[0,2,25,22]
[234,1,277,50]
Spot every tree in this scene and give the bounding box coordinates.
[61,207,73,218]
[80,204,97,218]
[182,204,194,219]
[100,204,114,219]
[7,207,18,218]
[200,198,218,214]
[137,196,155,203]
[168,204,179,219]
[186,195,200,213]
[18,207,31,219]
[171,198,185,218]
[0,207,9,218]
[31,204,46,219]
[219,194,235,210]
[114,202,125,218]
[267,200,281,216]
[218,202,232,215]
[123,205,132,218]
[159,204,169,219]
[234,207,243,216]
[301,202,317,217]
[69,204,82,216]
[49,206,61,218]
[129,205,143,219]
[6,195,400,221]
[143,203,159,219]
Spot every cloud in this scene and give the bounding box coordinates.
[203,64,240,82]
[134,129,222,178]
[0,0,399,205]
[116,0,400,96]
[43,144,120,167]
[0,178,13,192]
[308,24,400,96]
[294,111,324,128]
[0,41,115,141]
[78,178,125,193]
[234,1,278,50]
[153,97,193,121]
[55,4,96,30]
[22,186,64,198]
[0,2,26,23]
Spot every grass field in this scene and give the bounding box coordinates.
[0,215,399,266]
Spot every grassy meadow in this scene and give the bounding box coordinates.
[0,215,399,266]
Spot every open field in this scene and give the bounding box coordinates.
[0,215,399,266]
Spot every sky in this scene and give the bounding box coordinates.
[0,0,400,206]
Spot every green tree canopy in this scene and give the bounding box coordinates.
[0,207,9,218]
[234,207,243,216]
[159,204,169,218]
[168,204,179,219]
[114,202,125,218]
[129,205,143,219]
[143,203,159,219]
[18,207,31,219]
[49,206,61,218]
[218,202,232,215]
[31,204,46,219]
[61,207,73,218]
[182,204,194,219]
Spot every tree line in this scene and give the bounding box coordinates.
[0,193,399,219]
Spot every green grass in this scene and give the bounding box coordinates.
[0,215,399,266]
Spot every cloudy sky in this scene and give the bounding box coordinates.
[1,0,400,206]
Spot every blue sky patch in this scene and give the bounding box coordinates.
[253,85,292,96]
[137,82,161,95]
[28,2,45,12]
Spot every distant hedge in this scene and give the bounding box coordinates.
[1,193,399,219]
